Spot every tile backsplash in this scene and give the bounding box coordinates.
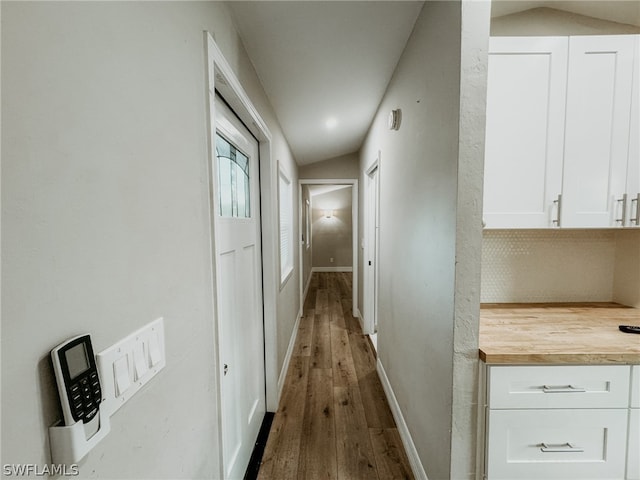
[481,230,617,303]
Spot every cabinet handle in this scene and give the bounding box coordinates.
[542,384,586,393]
[616,193,628,225]
[552,194,562,227]
[539,442,584,453]
[632,194,640,225]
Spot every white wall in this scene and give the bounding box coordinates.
[358,2,489,478]
[491,6,640,35]
[1,2,299,477]
[299,152,360,179]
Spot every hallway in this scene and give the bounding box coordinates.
[258,272,413,480]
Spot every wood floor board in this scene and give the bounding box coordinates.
[297,368,337,480]
[347,327,377,380]
[311,313,332,369]
[315,289,329,315]
[294,309,315,357]
[329,289,346,329]
[369,428,414,480]
[330,322,359,387]
[334,386,379,480]
[358,370,397,429]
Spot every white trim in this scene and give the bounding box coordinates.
[311,266,353,273]
[298,179,358,318]
[205,33,279,478]
[277,311,301,400]
[377,359,428,480]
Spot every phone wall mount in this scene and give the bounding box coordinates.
[49,334,110,464]
[49,408,110,464]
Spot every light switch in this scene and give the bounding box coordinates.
[113,355,130,397]
[148,332,161,367]
[133,341,148,380]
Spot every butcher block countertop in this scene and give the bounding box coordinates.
[479,303,640,364]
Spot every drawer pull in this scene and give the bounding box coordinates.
[539,442,584,453]
[542,384,586,393]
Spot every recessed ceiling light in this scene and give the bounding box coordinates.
[325,117,338,129]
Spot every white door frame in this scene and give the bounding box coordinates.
[205,33,279,477]
[363,159,380,335]
[298,179,359,319]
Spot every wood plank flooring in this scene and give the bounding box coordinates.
[258,272,414,480]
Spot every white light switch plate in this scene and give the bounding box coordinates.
[96,318,165,417]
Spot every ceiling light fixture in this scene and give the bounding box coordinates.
[325,117,338,129]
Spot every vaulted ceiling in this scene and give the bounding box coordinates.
[229,1,640,166]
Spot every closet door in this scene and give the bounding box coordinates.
[483,37,568,228]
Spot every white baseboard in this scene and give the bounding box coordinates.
[311,266,353,273]
[277,312,301,402]
[377,359,428,480]
[354,307,361,318]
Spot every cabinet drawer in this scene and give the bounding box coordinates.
[486,409,628,480]
[488,365,630,409]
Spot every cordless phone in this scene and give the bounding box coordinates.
[51,334,102,439]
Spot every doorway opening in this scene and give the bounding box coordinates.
[298,179,358,321]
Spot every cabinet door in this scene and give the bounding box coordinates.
[629,410,640,480]
[626,37,639,227]
[483,37,567,228]
[562,35,636,228]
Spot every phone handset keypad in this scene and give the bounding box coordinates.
[69,371,101,423]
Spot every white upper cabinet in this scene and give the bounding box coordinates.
[483,37,568,229]
[483,34,639,229]
[562,35,637,228]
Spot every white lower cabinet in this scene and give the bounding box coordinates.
[483,365,637,480]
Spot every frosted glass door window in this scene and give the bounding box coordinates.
[216,133,250,218]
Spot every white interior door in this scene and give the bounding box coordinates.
[363,164,379,335]
[214,97,266,480]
